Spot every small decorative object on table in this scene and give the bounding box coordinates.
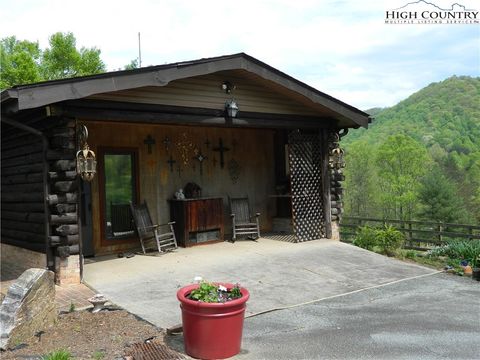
[177,281,249,359]
[184,182,201,198]
[175,189,185,200]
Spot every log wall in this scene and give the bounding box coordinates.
[328,131,345,223]
[1,116,79,260]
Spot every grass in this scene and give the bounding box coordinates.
[93,350,105,360]
[42,349,73,360]
[395,240,480,276]
[352,225,480,275]
[395,249,446,269]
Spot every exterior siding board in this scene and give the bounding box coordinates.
[89,74,323,116]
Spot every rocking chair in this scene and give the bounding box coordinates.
[110,202,135,237]
[229,197,260,242]
[130,200,178,253]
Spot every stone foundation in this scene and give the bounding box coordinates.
[1,244,46,275]
[55,255,80,285]
[0,268,57,350]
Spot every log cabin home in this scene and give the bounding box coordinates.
[1,53,370,285]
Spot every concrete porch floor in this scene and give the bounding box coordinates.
[83,238,437,329]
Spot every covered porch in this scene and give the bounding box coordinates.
[1,53,370,283]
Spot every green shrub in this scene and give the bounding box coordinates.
[375,225,405,255]
[427,239,480,267]
[404,249,417,259]
[353,225,378,251]
[42,349,73,360]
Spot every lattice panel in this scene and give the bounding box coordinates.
[288,131,325,241]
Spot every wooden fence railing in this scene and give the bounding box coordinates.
[340,216,480,250]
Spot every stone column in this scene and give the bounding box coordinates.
[55,255,80,285]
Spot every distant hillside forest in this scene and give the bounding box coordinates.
[342,76,480,224]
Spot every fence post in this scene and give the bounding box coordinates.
[408,222,413,247]
[438,222,443,244]
[468,227,473,241]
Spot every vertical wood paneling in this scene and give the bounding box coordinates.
[85,120,275,255]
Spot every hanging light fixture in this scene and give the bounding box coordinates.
[225,99,239,119]
[329,147,345,170]
[222,81,239,119]
[76,125,97,181]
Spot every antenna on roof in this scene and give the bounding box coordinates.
[138,32,142,68]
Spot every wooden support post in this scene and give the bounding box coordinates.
[438,223,443,243]
[408,222,413,247]
[320,129,332,239]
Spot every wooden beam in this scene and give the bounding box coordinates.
[1,210,45,223]
[57,100,337,129]
[2,192,44,203]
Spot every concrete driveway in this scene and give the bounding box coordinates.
[234,273,479,360]
[84,239,437,329]
[84,239,480,359]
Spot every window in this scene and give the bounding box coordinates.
[99,149,138,241]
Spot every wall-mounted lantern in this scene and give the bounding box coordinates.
[329,147,345,170]
[76,125,97,181]
[222,81,239,119]
[225,99,239,119]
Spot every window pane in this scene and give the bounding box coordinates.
[104,153,135,240]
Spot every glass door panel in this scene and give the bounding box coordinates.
[102,151,137,240]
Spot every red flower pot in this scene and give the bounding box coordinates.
[177,283,250,359]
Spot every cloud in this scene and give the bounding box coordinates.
[1,0,478,109]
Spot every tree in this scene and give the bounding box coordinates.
[375,134,430,221]
[124,59,139,70]
[0,32,106,89]
[41,32,105,80]
[417,166,468,223]
[0,36,41,88]
[343,141,379,217]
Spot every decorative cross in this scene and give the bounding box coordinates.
[143,135,156,154]
[166,155,177,172]
[193,151,208,175]
[204,138,211,149]
[163,136,171,153]
[212,138,230,169]
[176,165,183,177]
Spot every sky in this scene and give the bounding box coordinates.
[1,0,479,110]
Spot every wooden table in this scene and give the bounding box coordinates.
[169,197,224,247]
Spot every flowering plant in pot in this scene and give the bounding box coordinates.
[188,281,242,303]
[177,281,249,359]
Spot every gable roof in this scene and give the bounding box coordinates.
[1,53,370,128]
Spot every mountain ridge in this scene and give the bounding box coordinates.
[342,75,480,223]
